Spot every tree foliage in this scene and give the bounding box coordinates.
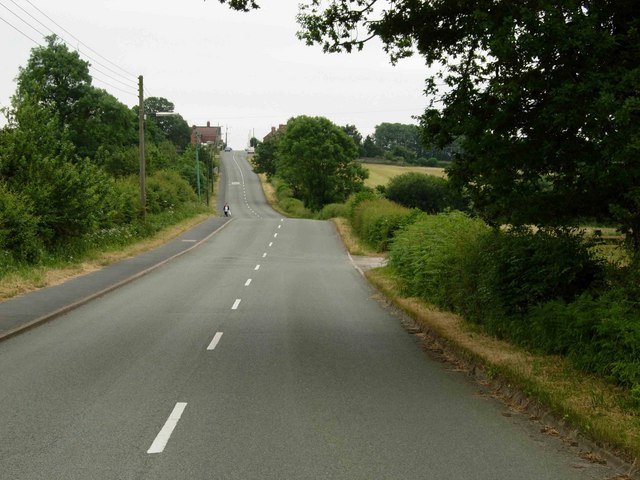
[253,135,279,178]
[144,97,191,151]
[385,172,467,213]
[276,116,367,210]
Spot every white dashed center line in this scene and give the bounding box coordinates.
[245,279,252,286]
[269,242,273,247]
[207,332,223,351]
[255,265,260,271]
[274,233,278,238]
[231,299,241,310]
[262,252,267,258]
[147,402,187,454]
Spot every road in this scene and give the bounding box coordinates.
[0,151,617,479]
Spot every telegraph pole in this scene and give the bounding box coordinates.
[138,75,146,217]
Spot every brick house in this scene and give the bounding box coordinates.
[191,121,222,146]
[263,124,286,143]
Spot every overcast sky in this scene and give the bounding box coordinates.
[1,0,435,148]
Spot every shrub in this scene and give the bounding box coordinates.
[352,198,424,251]
[526,291,640,391]
[145,170,197,214]
[346,189,378,219]
[385,172,466,213]
[389,211,489,304]
[0,184,43,262]
[476,228,605,318]
[317,202,349,220]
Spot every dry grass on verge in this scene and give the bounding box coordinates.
[0,209,217,302]
[331,217,381,257]
[365,267,640,463]
[257,173,290,217]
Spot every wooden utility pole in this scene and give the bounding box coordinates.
[138,75,146,217]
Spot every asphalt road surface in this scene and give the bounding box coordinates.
[0,151,620,479]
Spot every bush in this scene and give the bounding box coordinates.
[145,170,197,214]
[0,184,43,262]
[385,172,466,213]
[317,202,349,219]
[526,291,640,391]
[351,198,423,251]
[474,228,605,319]
[389,211,489,305]
[346,189,378,219]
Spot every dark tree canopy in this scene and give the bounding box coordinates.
[218,0,640,249]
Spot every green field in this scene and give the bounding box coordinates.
[363,163,446,188]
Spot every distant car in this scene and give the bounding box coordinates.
[246,147,255,154]
[224,146,232,152]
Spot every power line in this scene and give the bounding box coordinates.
[0,1,137,97]
[0,12,41,45]
[92,76,138,98]
[0,1,46,37]
[7,0,137,87]
[23,0,137,81]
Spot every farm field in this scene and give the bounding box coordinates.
[363,162,446,188]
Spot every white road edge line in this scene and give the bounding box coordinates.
[207,332,223,350]
[245,279,252,286]
[147,402,187,454]
[231,299,241,310]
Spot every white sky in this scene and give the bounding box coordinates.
[0,0,435,148]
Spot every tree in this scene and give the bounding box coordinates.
[217,1,640,250]
[276,116,367,210]
[144,97,191,151]
[14,35,91,130]
[253,135,279,178]
[361,134,382,158]
[249,137,260,148]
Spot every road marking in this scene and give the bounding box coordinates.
[278,225,281,229]
[274,233,278,238]
[245,279,252,286]
[207,332,223,350]
[147,402,187,454]
[255,264,260,271]
[231,299,241,310]
[281,218,284,222]
[231,181,241,185]
[181,239,197,243]
[262,252,267,258]
[269,242,273,247]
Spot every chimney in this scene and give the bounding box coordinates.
[207,121,210,127]
[271,127,276,134]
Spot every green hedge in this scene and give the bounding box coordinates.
[388,213,640,394]
[351,198,423,251]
